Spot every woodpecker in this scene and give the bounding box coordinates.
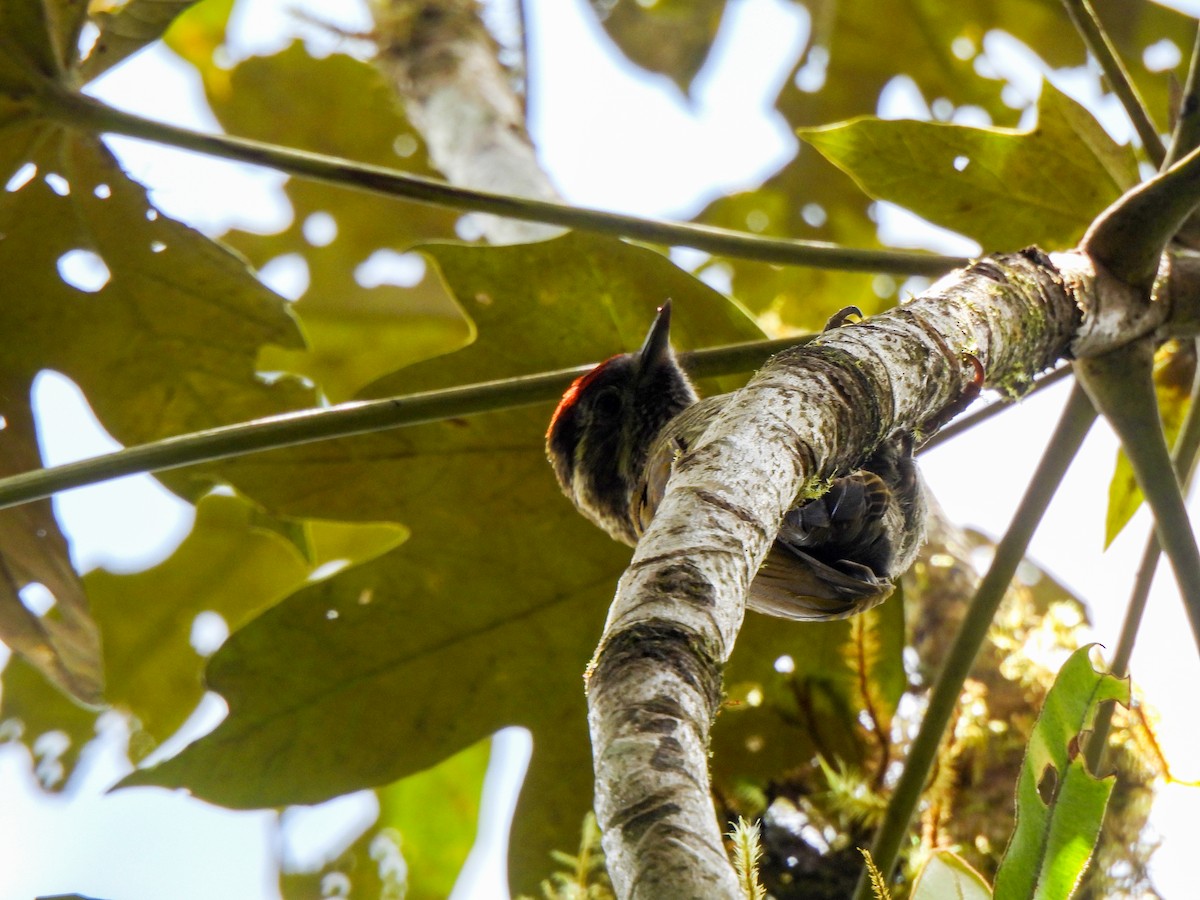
[545,301,929,621]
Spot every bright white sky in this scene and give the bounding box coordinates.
[4,0,1200,897]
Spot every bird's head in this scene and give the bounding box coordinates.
[546,301,698,545]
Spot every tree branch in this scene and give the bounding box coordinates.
[369,0,562,244]
[586,243,1195,897]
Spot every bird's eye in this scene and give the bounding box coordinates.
[592,388,624,418]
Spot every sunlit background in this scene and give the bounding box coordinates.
[3,0,1200,897]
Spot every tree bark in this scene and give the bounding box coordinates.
[586,247,1200,898]
[370,0,561,245]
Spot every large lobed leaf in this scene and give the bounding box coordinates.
[0,0,310,705]
[698,0,1189,331]
[800,81,1138,252]
[165,8,468,401]
[0,493,406,784]
[118,232,766,891]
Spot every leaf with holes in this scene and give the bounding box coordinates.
[799,81,1138,251]
[992,647,1129,900]
[166,12,468,401]
[0,5,312,702]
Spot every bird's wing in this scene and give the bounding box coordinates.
[778,470,892,561]
[749,543,893,621]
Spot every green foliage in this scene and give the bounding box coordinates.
[0,0,309,708]
[81,0,203,80]
[281,739,489,900]
[800,82,1138,251]
[116,232,764,889]
[587,0,726,95]
[517,812,614,900]
[0,0,1184,896]
[0,493,405,782]
[165,9,468,401]
[993,647,1130,900]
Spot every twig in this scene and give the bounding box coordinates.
[42,89,963,276]
[1165,25,1200,168]
[0,336,805,511]
[1060,0,1165,166]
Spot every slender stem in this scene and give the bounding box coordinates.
[1084,533,1161,774]
[1085,340,1200,773]
[1060,0,1164,166]
[1080,35,1200,774]
[1078,339,1200,659]
[1121,421,1200,650]
[1165,25,1200,169]
[1168,26,1200,244]
[853,384,1097,899]
[1084,29,1200,767]
[43,89,963,276]
[0,336,805,511]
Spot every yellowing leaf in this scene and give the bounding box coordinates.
[0,386,102,706]
[911,849,992,900]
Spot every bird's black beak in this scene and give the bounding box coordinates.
[636,300,674,377]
